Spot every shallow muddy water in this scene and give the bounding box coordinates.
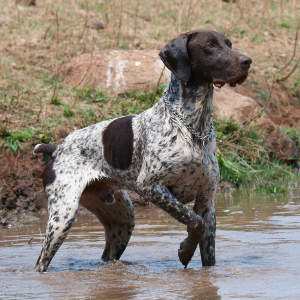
[1,192,300,299]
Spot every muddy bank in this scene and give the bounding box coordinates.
[0,146,47,224]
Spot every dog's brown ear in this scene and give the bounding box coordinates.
[159,34,191,84]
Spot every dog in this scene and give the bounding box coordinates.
[33,29,251,272]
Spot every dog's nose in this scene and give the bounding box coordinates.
[239,56,252,67]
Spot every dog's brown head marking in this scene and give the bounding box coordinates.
[159,29,252,88]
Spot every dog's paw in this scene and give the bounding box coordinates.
[178,234,200,268]
[178,220,206,268]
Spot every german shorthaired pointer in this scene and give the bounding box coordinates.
[33,30,251,272]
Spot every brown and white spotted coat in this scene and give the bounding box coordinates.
[33,29,252,272]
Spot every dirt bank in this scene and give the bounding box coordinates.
[0,146,47,224]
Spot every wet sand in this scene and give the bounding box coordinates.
[0,192,300,299]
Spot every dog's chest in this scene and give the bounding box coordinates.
[166,143,219,203]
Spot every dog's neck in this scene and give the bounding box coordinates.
[165,73,214,137]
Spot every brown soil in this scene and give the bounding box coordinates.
[0,146,47,224]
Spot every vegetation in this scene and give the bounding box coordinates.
[0,129,33,153]
[215,119,299,195]
[0,0,299,196]
[281,127,300,148]
[0,127,55,153]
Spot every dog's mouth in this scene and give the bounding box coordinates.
[213,73,248,89]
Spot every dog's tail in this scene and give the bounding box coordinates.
[33,144,56,157]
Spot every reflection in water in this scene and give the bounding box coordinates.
[0,193,299,299]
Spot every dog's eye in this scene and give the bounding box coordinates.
[207,42,218,48]
[226,41,232,48]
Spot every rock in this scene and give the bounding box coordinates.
[55,49,170,94]
[262,126,299,162]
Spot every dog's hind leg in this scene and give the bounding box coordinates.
[101,190,135,261]
[193,198,216,267]
[80,179,135,261]
[35,172,84,272]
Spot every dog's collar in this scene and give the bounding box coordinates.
[163,93,214,146]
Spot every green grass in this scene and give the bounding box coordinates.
[75,87,108,103]
[0,128,55,154]
[63,104,75,117]
[280,22,290,29]
[281,127,300,148]
[215,118,298,196]
[292,78,300,100]
[257,90,268,103]
[0,129,33,153]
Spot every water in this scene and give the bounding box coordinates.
[1,193,300,299]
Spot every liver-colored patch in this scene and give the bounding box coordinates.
[42,159,56,188]
[102,115,135,170]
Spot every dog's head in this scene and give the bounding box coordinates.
[159,30,252,88]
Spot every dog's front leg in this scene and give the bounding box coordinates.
[193,198,216,267]
[140,184,206,267]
